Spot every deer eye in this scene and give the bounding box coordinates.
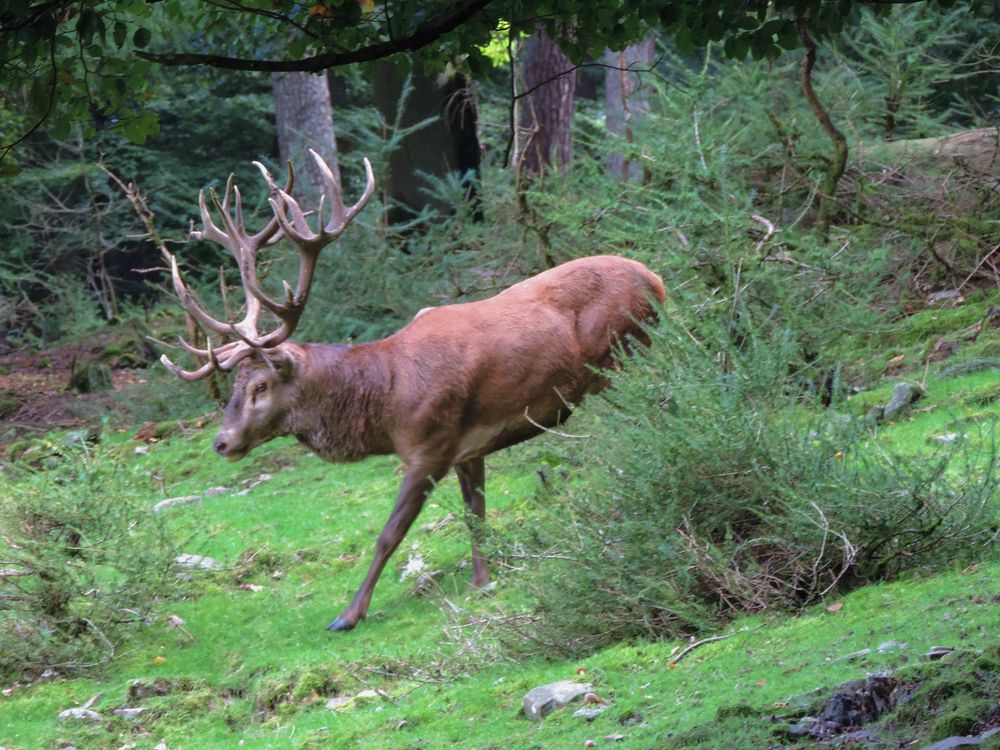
[254,381,267,394]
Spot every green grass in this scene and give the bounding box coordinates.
[2,419,999,749]
[832,287,1000,386]
[4,303,1000,749]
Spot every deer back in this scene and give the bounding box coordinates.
[381,255,664,466]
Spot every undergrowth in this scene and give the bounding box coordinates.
[0,443,179,677]
[508,316,1000,652]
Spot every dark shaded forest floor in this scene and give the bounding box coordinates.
[0,336,146,442]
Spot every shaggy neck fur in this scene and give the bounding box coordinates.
[284,342,394,462]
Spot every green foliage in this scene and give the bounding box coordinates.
[0,443,178,678]
[5,0,989,165]
[508,319,999,651]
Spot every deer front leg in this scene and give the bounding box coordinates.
[455,457,489,588]
[327,465,445,632]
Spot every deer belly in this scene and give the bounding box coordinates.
[453,414,555,462]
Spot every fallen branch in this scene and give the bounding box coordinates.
[668,634,732,668]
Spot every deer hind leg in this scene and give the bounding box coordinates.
[327,464,447,632]
[455,457,490,588]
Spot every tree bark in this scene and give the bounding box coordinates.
[515,24,577,179]
[795,18,847,237]
[272,71,340,209]
[373,60,481,225]
[604,39,654,182]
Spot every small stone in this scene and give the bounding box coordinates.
[929,433,961,445]
[881,382,926,421]
[604,733,625,742]
[834,648,872,662]
[154,495,202,513]
[112,707,147,720]
[173,554,222,571]
[355,689,382,703]
[59,707,103,722]
[166,615,185,628]
[927,290,963,305]
[523,680,592,721]
[584,741,596,748]
[325,696,354,711]
[573,706,608,721]
[918,727,1000,750]
[786,716,819,737]
[924,645,956,660]
[876,640,908,654]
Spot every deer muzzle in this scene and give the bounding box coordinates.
[213,432,246,462]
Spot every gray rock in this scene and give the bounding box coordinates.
[154,495,202,513]
[523,680,592,721]
[919,727,1000,750]
[59,707,103,722]
[173,554,222,571]
[929,433,961,445]
[786,716,819,737]
[154,486,230,512]
[834,648,872,662]
[881,382,926,421]
[923,645,956,661]
[877,640,908,654]
[927,290,963,305]
[325,696,355,711]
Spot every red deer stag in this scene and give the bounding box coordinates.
[162,150,664,631]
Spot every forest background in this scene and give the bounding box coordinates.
[1,1,1000,748]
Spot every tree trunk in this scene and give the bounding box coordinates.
[373,60,481,226]
[515,24,577,179]
[795,18,847,237]
[272,71,340,209]
[604,39,654,182]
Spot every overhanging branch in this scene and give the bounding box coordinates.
[136,0,497,72]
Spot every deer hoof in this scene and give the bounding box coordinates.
[326,616,356,632]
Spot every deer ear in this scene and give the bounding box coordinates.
[262,347,297,381]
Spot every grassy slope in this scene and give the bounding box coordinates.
[3,304,1000,750]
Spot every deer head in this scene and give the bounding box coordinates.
[161,151,375,459]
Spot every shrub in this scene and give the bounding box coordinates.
[509,316,999,652]
[0,443,178,677]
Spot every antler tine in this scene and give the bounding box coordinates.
[160,352,218,381]
[163,251,234,337]
[191,187,231,246]
[160,342,257,381]
[176,336,243,360]
[322,154,376,236]
[162,154,373,381]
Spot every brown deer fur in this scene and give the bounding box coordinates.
[211,254,664,631]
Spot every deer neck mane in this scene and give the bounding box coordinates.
[289,342,394,462]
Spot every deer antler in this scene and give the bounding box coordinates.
[161,153,375,380]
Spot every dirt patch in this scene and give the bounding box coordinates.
[0,335,147,444]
